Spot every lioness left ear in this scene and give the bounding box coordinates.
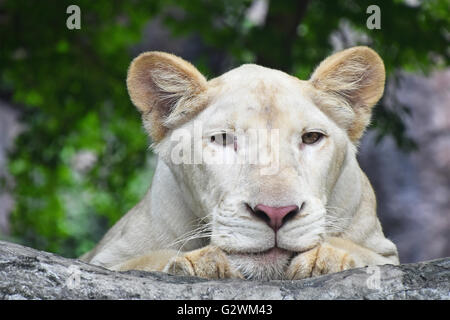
[127,51,208,142]
[309,46,385,142]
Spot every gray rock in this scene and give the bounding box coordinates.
[0,100,23,235]
[0,241,448,300]
[359,69,450,263]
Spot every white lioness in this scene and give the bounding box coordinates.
[81,46,399,280]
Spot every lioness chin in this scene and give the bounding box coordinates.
[81,46,399,281]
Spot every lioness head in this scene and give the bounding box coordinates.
[127,47,385,279]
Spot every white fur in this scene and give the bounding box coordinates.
[82,52,398,280]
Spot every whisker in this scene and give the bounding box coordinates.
[168,232,211,249]
[166,221,212,248]
[165,218,214,260]
[324,207,352,234]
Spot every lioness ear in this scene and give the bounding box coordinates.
[127,51,208,142]
[309,46,385,142]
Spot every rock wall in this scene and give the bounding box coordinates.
[359,69,450,263]
[0,101,22,235]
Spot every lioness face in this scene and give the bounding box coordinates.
[167,67,351,278]
[127,47,385,279]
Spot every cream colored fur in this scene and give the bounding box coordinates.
[81,47,399,280]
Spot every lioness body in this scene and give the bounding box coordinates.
[82,47,399,280]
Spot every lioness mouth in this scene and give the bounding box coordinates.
[231,247,294,263]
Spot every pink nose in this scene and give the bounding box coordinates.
[253,204,300,231]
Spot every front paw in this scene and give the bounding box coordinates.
[163,246,243,279]
[286,242,358,280]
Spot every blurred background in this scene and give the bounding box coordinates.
[0,0,448,262]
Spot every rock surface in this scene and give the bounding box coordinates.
[0,241,449,300]
[359,69,450,263]
[0,101,22,235]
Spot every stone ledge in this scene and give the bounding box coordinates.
[0,241,448,300]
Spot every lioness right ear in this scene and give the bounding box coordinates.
[127,52,208,142]
[309,46,385,142]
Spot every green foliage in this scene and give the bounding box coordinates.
[161,0,448,146]
[0,0,447,257]
[0,0,160,257]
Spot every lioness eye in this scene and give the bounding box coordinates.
[302,132,324,145]
[210,133,235,148]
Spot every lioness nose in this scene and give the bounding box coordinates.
[253,204,300,232]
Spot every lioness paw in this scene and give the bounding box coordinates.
[163,246,243,279]
[286,242,358,280]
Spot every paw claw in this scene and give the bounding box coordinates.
[287,242,357,280]
[163,246,242,279]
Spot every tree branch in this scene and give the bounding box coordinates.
[0,241,449,299]
[255,0,310,72]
